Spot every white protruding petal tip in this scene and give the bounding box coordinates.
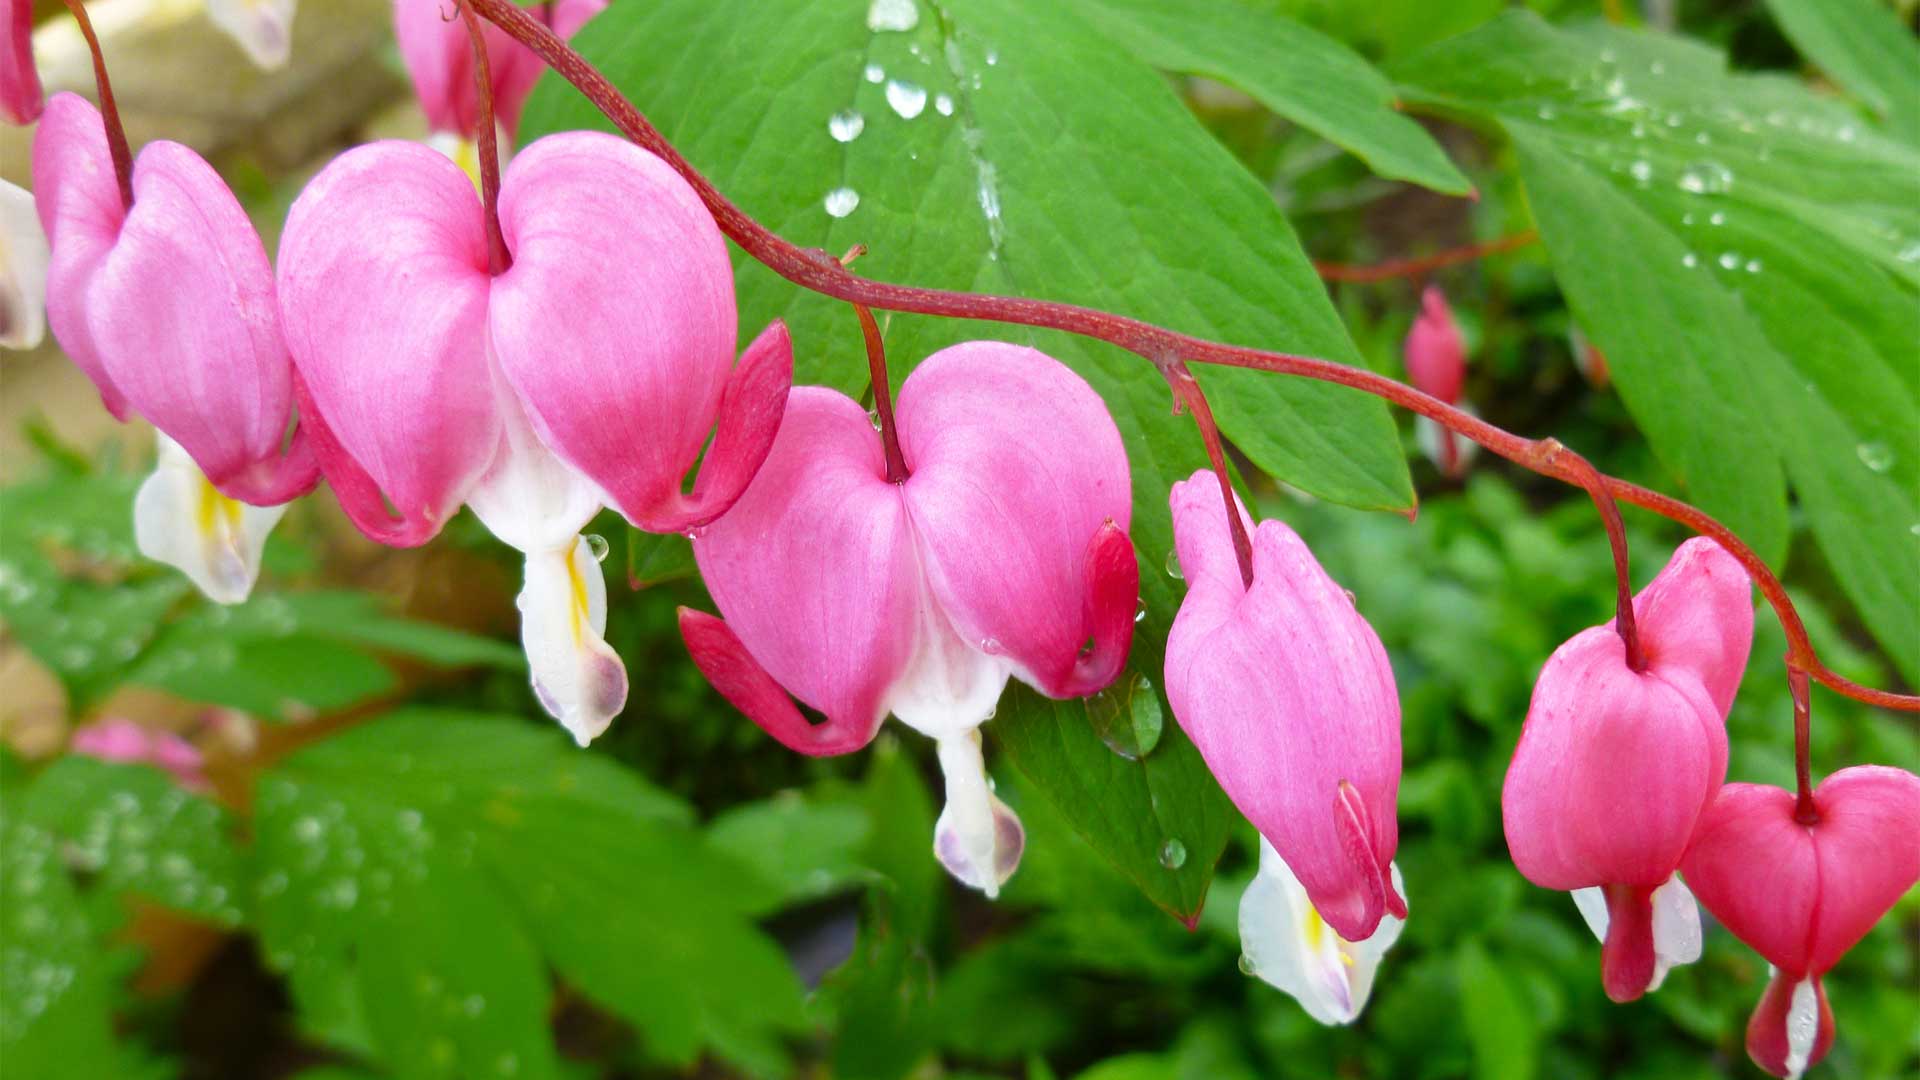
[932,730,1024,896]
[1,179,49,351]
[520,537,627,747]
[1783,975,1819,1080]
[1569,874,1701,992]
[134,433,285,604]
[1239,838,1405,1026]
[206,0,297,69]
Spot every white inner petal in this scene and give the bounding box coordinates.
[134,431,285,605]
[1,179,50,351]
[1239,837,1405,1026]
[518,536,627,747]
[205,0,298,69]
[1783,976,1819,1080]
[466,357,603,553]
[931,730,1024,898]
[882,532,1010,742]
[1568,874,1702,992]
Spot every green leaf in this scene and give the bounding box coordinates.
[1394,13,1920,683]
[1765,0,1920,144]
[18,757,247,929]
[707,791,873,910]
[624,526,698,589]
[2,756,241,1076]
[1066,0,1471,194]
[1455,941,1537,1080]
[990,642,1233,926]
[127,591,522,720]
[254,709,804,1078]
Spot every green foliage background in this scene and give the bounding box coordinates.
[3,1,1917,1078]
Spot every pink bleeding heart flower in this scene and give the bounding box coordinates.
[71,718,209,792]
[1680,767,1920,1079]
[1502,536,1753,1002]
[1404,285,1473,477]
[3,0,40,125]
[1162,471,1405,1020]
[32,93,317,602]
[679,342,1137,897]
[277,131,789,747]
[394,0,606,140]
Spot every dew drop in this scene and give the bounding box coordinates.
[864,63,885,84]
[1677,161,1732,195]
[824,186,860,218]
[1709,211,1726,226]
[885,79,927,119]
[1856,442,1894,473]
[1158,838,1187,870]
[979,637,1002,655]
[1681,252,1698,269]
[1238,953,1258,976]
[865,0,918,32]
[934,93,954,116]
[1745,258,1762,273]
[1718,252,1740,270]
[985,48,998,65]
[583,534,609,563]
[1164,548,1183,580]
[828,108,865,143]
[1133,601,1147,624]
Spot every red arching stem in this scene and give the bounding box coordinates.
[1165,363,1254,590]
[1535,440,1645,671]
[463,0,1917,727]
[853,303,910,484]
[1789,667,1819,823]
[61,0,135,209]
[453,0,511,275]
[1315,231,1540,283]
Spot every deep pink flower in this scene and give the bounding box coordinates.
[33,93,316,600]
[1404,286,1472,477]
[1163,472,1404,948]
[1680,767,1920,1079]
[277,131,789,745]
[2,0,40,125]
[394,0,606,139]
[679,342,1136,895]
[1502,537,1753,1002]
[71,718,209,792]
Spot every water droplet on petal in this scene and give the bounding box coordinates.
[979,637,1002,655]
[1238,953,1258,976]
[1158,838,1187,869]
[583,534,610,562]
[1857,442,1894,473]
[1133,601,1147,624]
[828,108,865,142]
[824,186,860,218]
[885,79,927,119]
[1164,549,1183,580]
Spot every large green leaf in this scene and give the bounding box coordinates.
[1765,0,1920,144]
[1066,0,1470,194]
[254,709,805,1079]
[1394,14,1920,683]
[2,756,245,1076]
[523,0,1401,915]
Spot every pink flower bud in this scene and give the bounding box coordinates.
[680,342,1137,896]
[1502,537,1753,1002]
[71,718,209,792]
[278,131,791,744]
[1404,286,1465,404]
[2,0,41,126]
[1404,286,1472,476]
[1163,472,1404,945]
[1680,767,1920,1079]
[394,0,606,139]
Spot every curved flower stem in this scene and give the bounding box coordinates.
[1315,231,1540,284]
[1532,439,1644,671]
[1164,362,1254,590]
[1789,667,1818,823]
[464,0,1918,720]
[453,0,511,275]
[61,0,135,209]
[853,303,909,484]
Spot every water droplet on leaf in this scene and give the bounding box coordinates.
[1857,442,1894,473]
[885,79,927,119]
[1158,838,1187,870]
[824,187,860,218]
[828,108,865,142]
[1164,549,1183,580]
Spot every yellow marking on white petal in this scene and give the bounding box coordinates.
[567,544,591,647]
[196,473,245,541]
[1303,905,1326,951]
